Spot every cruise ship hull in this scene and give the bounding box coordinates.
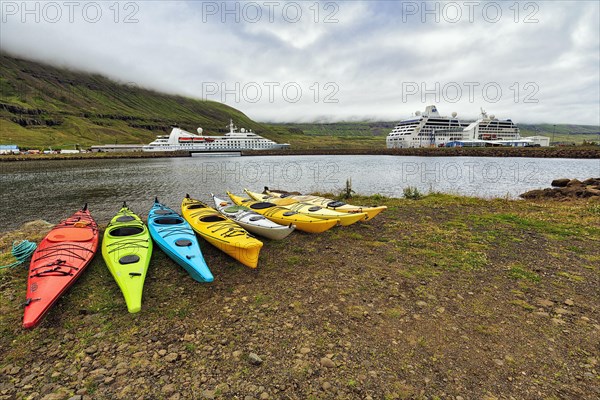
[143,120,290,152]
[386,106,548,148]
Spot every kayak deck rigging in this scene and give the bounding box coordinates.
[106,238,150,254]
[33,243,94,262]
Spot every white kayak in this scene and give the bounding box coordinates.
[212,194,296,240]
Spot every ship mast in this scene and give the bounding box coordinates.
[227,119,237,135]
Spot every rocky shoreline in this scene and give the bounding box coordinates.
[244,146,600,159]
[521,178,600,200]
[1,146,599,162]
[0,151,191,162]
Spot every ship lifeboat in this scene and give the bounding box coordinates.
[179,137,192,143]
[192,137,205,142]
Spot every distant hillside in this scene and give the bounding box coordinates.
[1,54,597,149]
[0,53,289,148]
[272,121,599,145]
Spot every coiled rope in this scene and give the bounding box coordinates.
[0,240,37,269]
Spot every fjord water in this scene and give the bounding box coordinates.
[1,155,598,232]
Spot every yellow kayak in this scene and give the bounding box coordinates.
[244,189,366,226]
[263,187,387,221]
[227,192,338,234]
[181,195,263,269]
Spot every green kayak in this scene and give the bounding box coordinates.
[102,203,152,313]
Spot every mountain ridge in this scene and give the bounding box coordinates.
[0,52,289,147]
[1,53,598,148]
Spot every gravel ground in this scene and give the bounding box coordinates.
[1,194,599,400]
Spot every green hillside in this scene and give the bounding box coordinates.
[274,121,599,144]
[1,53,597,149]
[0,53,289,148]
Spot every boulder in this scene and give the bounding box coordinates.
[522,177,600,200]
[582,178,600,186]
[551,178,571,187]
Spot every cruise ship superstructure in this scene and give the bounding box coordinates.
[143,120,290,152]
[386,106,547,148]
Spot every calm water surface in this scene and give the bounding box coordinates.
[1,155,598,231]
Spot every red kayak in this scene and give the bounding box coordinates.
[23,205,99,329]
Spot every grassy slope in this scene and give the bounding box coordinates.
[0,53,287,148]
[1,194,599,399]
[270,121,600,147]
[1,54,598,149]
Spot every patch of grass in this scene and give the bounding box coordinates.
[557,272,585,282]
[510,299,536,311]
[346,305,368,319]
[347,232,364,240]
[566,245,585,254]
[254,294,270,306]
[384,307,406,319]
[403,186,423,200]
[508,265,541,283]
[384,253,397,263]
[473,213,599,239]
[286,255,301,265]
[185,343,197,352]
[587,204,600,215]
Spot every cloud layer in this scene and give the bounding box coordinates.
[1,1,599,124]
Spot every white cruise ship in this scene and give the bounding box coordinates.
[143,120,290,152]
[386,106,545,148]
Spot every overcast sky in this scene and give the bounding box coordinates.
[1,1,599,124]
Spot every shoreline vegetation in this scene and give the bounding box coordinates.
[1,192,599,399]
[1,146,599,162]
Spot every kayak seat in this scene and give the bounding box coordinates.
[200,215,226,223]
[175,239,192,247]
[110,227,144,237]
[119,255,140,265]
[327,201,346,208]
[117,215,136,222]
[187,204,206,210]
[47,228,94,242]
[154,217,184,225]
[250,202,275,210]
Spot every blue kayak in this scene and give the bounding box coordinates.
[148,198,213,283]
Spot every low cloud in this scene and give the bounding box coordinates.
[1,1,598,125]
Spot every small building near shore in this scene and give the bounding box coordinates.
[90,144,145,153]
[0,144,20,154]
[525,136,551,147]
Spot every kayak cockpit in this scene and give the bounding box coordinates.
[109,227,144,237]
[249,202,276,210]
[200,215,226,223]
[154,217,185,225]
